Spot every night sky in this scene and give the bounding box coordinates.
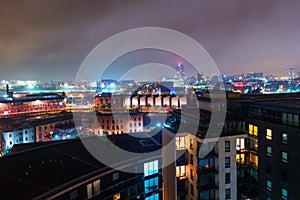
[0,0,300,81]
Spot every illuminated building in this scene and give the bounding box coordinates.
[29,113,74,142]
[164,93,247,200]
[0,91,66,116]
[0,133,162,199]
[238,92,300,199]
[94,113,144,135]
[287,68,296,80]
[1,125,35,153]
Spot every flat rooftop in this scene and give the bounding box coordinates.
[0,132,162,199]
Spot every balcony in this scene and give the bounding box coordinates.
[197,182,218,191]
[176,152,187,166]
[197,166,218,175]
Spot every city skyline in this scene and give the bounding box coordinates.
[1,1,300,80]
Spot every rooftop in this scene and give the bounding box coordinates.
[0,132,162,199]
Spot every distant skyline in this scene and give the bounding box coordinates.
[1,0,300,81]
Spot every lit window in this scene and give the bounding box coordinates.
[249,124,254,135]
[144,177,158,193]
[113,193,120,200]
[266,146,272,157]
[144,160,159,177]
[113,172,119,181]
[281,188,288,200]
[87,183,93,199]
[236,138,245,150]
[266,180,272,191]
[93,179,100,196]
[145,193,159,200]
[281,151,288,163]
[176,166,186,178]
[176,136,185,150]
[266,129,272,140]
[225,157,230,168]
[281,133,288,144]
[253,125,258,136]
[225,141,230,152]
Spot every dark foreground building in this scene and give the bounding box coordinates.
[0,133,162,200]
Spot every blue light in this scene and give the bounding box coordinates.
[156,122,161,127]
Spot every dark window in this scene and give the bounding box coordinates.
[190,184,194,196]
[190,169,194,180]
[225,189,230,199]
[190,154,193,165]
[225,157,230,168]
[266,163,272,175]
[225,141,230,152]
[225,173,230,184]
[266,146,272,157]
[281,169,287,183]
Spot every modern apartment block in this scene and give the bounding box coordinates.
[164,92,247,200]
[0,133,162,199]
[163,91,300,200]
[236,93,300,200]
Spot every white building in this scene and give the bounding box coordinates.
[1,125,35,152]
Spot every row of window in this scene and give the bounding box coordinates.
[249,124,289,144]
[266,146,288,163]
[266,129,288,144]
[266,180,288,200]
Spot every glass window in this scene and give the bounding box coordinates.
[267,146,272,157]
[281,188,288,200]
[145,193,159,200]
[225,141,230,152]
[144,177,158,193]
[281,151,288,163]
[225,188,231,199]
[176,166,186,178]
[281,133,288,144]
[87,183,93,199]
[144,160,159,177]
[266,180,272,191]
[249,124,254,135]
[190,154,194,165]
[93,179,100,196]
[294,114,299,127]
[236,138,245,150]
[266,129,272,140]
[254,125,258,136]
[225,173,230,184]
[199,158,215,169]
[225,157,230,168]
[113,172,119,181]
[176,136,185,150]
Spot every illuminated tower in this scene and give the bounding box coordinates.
[287,68,296,80]
[174,64,185,87]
